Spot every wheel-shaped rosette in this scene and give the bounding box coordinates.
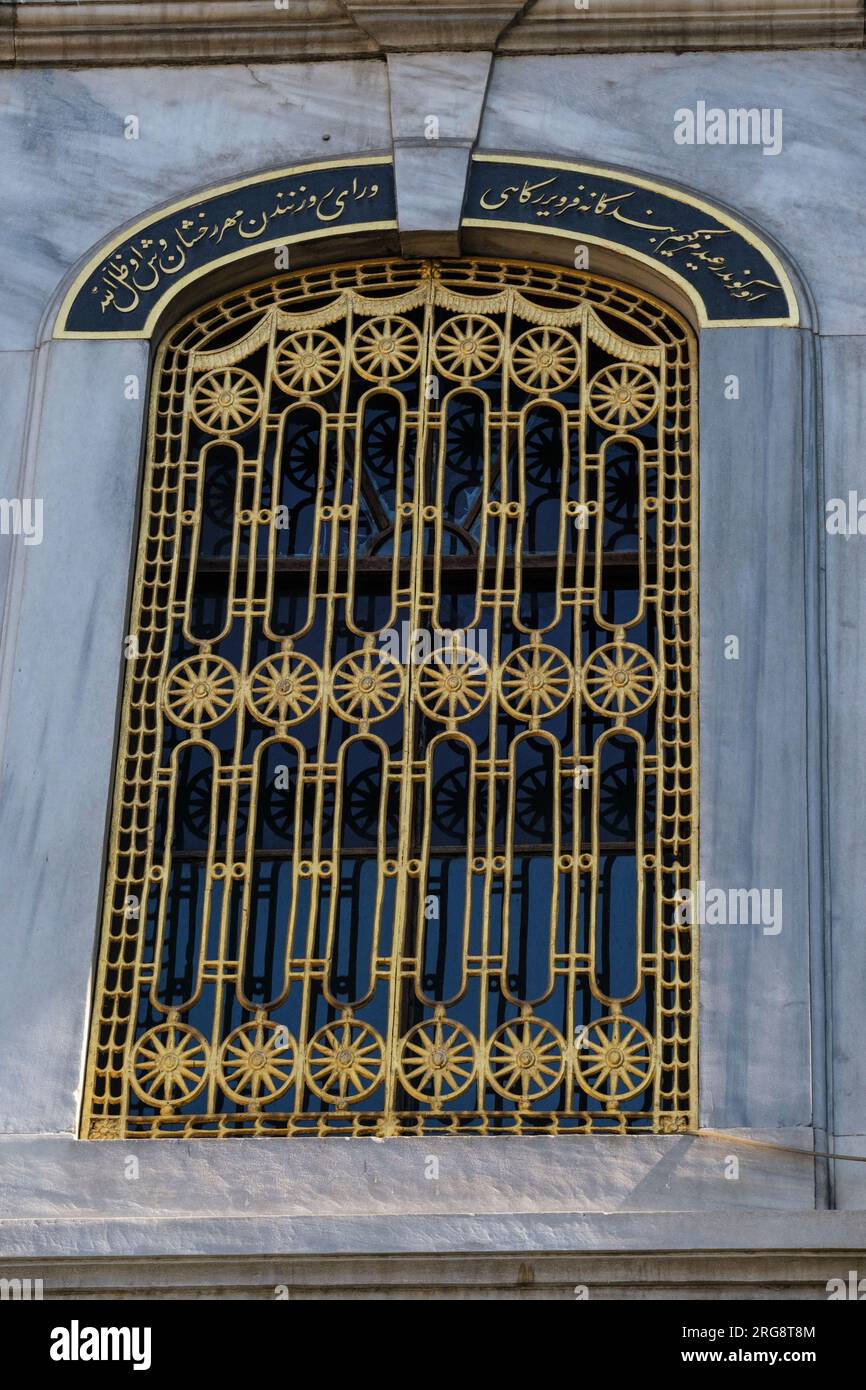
[191,368,263,435]
[581,641,658,718]
[163,654,239,729]
[499,644,574,721]
[217,1020,297,1105]
[245,652,322,727]
[587,363,659,430]
[352,316,422,382]
[415,644,491,723]
[509,327,580,394]
[274,330,344,396]
[129,1022,210,1108]
[432,314,504,382]
[574,1016,655,1102]
[398,1018,478,1105]
[305,1017,384,1105]
[329,650,405,724]
[486,1016,566,1103]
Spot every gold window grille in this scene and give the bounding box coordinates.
[83,256,697,1140]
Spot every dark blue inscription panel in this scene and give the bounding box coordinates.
[465,157,794,324]
[62,160,396,335]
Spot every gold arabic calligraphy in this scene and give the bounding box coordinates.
[477,176,781,305]
[92,176,382,315]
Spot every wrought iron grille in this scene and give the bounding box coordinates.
[83,257,697,1139]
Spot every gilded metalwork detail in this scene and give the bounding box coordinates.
[432,314,504,381]
[218,1021,298,1104]
[191,368,264,435]
[398,1016,478,1105]
[581,640,659,719]
[415,644,491,724]
[487,1016,567,1103]
[353,316,422,381]
[329,651,405,724]
[575,1017,655,1102]
[129,1023,210,1108]
[498,645,574,723]
[163,656,239,729]
[587,364,660,431]
[510,327,581,394]
[274,331,344,396]
[245,653,322,727]
[306,1018,385,1104]
[83,256,697,1139]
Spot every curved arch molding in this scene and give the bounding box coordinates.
[55,152,798,338]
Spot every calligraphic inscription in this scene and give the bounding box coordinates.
[464,157,796,325]
[60,159,396,335]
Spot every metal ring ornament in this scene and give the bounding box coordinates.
[575,1016,655,1101]
[274,330,344,395]
[329,651,405,723]
[415,645,491,723]
[352,315,422,382]
[191,367,264,434]
[163,655,239,729]
[581,642,659,718]
[398,1019,478,1104]
[587,363,660,430]
[498,644,574,721]
[486,1016,566,1103]
[509,326,580,393]
[305,1018,385,1104]
[432,313,504,382]
[245,652,323,726]
[218,1021,298,1105]
[129,1023,210,1107]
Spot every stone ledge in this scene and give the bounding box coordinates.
[5,1,380,66]
[1,0,862,67]
[500,0,865,54]
[1,1244,864,1297]
[0,1131,819,1227]
[1,1212,865,1293]
[0,4,12,65]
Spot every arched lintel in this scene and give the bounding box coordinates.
[47,150,810,342]
[48,155,399,343]
[465,154,805,331]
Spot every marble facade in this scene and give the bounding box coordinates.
[0,24,865,1295]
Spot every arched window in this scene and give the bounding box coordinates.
[83,258,697,1139]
